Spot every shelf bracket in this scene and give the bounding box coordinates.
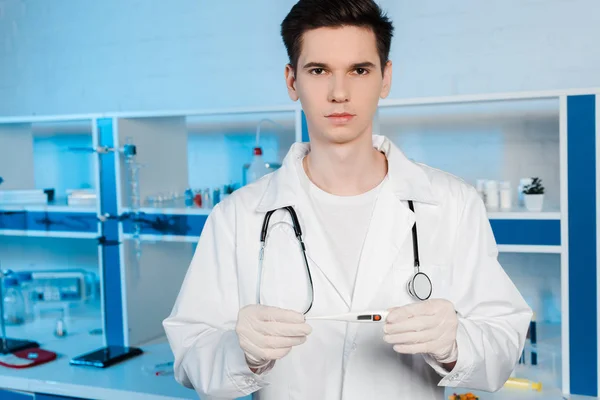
[97,236,121,247]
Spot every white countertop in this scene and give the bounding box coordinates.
[0,308,198,400]
[0,315,596,400]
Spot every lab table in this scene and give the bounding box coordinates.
[0,314,597,400]
[0,310,197,399]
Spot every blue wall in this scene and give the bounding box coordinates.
[188,133,282,190]
[1,0,599,116]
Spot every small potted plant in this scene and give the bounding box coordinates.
[522,177,545,211]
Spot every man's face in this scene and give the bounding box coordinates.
[285,26,392,145]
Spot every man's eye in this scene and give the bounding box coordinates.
[310,68,325,75]
[355,68,369,75]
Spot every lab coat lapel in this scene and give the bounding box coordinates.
[297,201,353,309]
[348,135,439,311]
[349,185,415,312]
[255,142,352,309]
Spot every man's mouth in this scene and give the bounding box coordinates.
[326,113,355,124]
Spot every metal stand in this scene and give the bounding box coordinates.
[0,269,39,354]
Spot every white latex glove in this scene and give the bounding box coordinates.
[384,299,459,364]
[235,305,312,371]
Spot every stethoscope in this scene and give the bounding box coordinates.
[257,200,433,316]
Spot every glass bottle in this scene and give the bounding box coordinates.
[246,147,270,185]
[3,277,25,326]
[15,272,34,323]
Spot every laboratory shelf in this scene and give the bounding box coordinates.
[490,218,561,247]
[497,245,562,254]
[0,200,96,214]
[121,210,208,239]
[0,206,98,238]
[486,207,562,251]
[134,205,212,216]
[118,206,563,252]
[0,230,98,239]
[487,207,561,220]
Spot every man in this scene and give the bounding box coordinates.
[163,0,532,399]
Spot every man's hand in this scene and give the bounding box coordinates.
[384,299,459,367]
[236,305,312,372]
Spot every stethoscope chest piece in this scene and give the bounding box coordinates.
[407,271,432,301]
[405,200,432,301]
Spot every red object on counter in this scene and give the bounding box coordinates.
[0,348,57,369]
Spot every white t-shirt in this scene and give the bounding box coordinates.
[296,156,386,299]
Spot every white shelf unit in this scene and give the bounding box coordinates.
[377,98,561,211]
[0,119,103,359]
[113,109,298,346]
[0,119,100,238]
[1,120,97,202]
[376,96,566,394]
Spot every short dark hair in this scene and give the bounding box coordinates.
[281,0,394,73]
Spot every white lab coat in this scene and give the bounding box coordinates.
[163,135,532,400]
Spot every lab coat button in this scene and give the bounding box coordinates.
[245,377,256,386]
[351,343,357,351]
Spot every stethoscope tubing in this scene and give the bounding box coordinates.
[257,200,431,316]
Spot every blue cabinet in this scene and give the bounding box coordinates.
[36,394,83,400]
[0,389,85,399]
[0,389,34,400]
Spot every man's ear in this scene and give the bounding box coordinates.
[380,60,393,99]
[285,64,299,101]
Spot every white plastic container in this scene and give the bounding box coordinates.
[246,147,271,185]
[484,180,499,209]
[476,179,487,203]
[500,181,512,210]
